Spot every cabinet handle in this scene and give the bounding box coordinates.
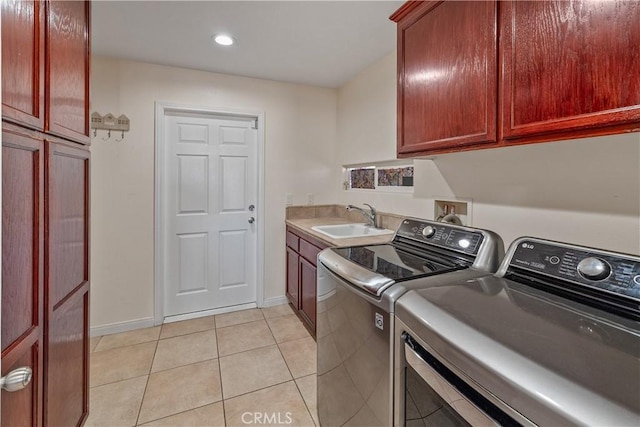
[1,367,32,392]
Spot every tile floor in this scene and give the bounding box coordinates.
[86,304,318,427]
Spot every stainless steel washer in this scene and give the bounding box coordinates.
[394,237,640,426]
[316,218,504,426]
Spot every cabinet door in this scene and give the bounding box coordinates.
[501,0,640,139]
[1,0,45,130]
[1,131,44,427]
[395,0,497,156]
[299,257,317,334]
[286,247,300,310]
[45,142,90,427]
[45,0,91,144]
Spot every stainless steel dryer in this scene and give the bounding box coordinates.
[316,218,504,426]
[394,237,640,426]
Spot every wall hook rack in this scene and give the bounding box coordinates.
[91,112,130,141]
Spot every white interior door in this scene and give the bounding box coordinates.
[162,111,258,317]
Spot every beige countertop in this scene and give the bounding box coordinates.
[285,216,394,247]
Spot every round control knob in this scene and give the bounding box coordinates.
[422,225,436,238]
[577,257,611,281]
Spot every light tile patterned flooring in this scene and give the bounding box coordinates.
[86,304,318,427]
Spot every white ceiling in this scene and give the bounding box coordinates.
[91,1,404,88]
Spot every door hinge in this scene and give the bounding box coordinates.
[251,119,258,130]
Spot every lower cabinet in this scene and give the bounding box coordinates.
[285,226,327,337]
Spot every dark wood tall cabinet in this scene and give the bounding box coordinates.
[2,1,91,426]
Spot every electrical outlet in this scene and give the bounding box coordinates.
[285,193,293,206]
[307,193,314,205]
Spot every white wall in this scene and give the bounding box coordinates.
[336,52,397,165]
[90,56,337,330]
[335,52,640,255]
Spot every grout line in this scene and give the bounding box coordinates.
[292,378,317,427]
[149,354,219,375]
[90,335,102,352]
[276,336,296,381]
[215,317,269,333]
[135,339,159,426]
[214,320,227,426]
[219,341,277,359]
[90,373,150,390]
[274,332,316,425]
[223,378,296,402]
[159,324,217,341]
[93,337,160,353]
[156,326,216,343]
[93,325,162,348]
[215,308,266,329]
[278,333,317,426]
[135,401,223,427]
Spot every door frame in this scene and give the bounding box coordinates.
[153,102,266,326]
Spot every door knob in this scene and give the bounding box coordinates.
[248,204,255,211]
[1,367,32,392]
[248,217,255,224]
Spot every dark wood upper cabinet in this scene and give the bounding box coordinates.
[392,1,498,156]
[45,0,91,144]
[391,0,640,157]
[501,0,640,139]
[1,0,45,130]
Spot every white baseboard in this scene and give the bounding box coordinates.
[90,317,155,337]
[261,295,288,308]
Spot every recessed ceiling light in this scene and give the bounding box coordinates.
[213,34,235,46]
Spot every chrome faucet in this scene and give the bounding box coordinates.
[346,203,377,228]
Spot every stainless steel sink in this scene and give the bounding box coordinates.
[311,223,394,239]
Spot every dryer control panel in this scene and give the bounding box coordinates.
[509,239,640,301]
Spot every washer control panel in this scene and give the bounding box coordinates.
[510,239,640,301]
[395,219,483,255]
